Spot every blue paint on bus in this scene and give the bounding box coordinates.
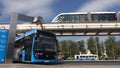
[13,29,58,63]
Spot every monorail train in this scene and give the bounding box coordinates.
[52,12,120,23]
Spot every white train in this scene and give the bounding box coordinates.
[52,12,120,23]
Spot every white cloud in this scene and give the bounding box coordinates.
[77,0,120,12]
[0,0,55,21]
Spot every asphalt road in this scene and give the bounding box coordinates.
[0,63,120,68]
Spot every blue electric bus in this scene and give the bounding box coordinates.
[13,29,58,63]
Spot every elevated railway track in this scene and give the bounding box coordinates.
[1,22,120,36]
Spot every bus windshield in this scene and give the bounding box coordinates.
[34,36,56,51]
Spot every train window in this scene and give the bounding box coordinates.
[58,15,70,22]
[60,16,64,22]
[56,14,88,22]
[91,14,99,22]
[59,15,79,22]
[91,14,117,22]
[74,15,79,22]
[65,15,71,22]
[79,14,88,22]
[56,16,64,22]
[70,15,74,22]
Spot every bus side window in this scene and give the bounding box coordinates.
[76,56,79,59]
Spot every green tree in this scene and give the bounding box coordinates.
[59,40,69,57]
[87,36,96,54]
[95,37,103,59]
[115,40,120,59]
[104,36,116,60]
[100,41,106,60]
[59,40,79,59]
[77,40,86,54]
[67,40,78,58]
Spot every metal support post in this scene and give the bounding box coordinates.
[6,12,35,63]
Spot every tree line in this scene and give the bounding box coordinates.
[57,36,120,60]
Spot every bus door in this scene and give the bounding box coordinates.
[24,38,33,61]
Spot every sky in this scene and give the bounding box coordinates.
[1,0,120,42]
